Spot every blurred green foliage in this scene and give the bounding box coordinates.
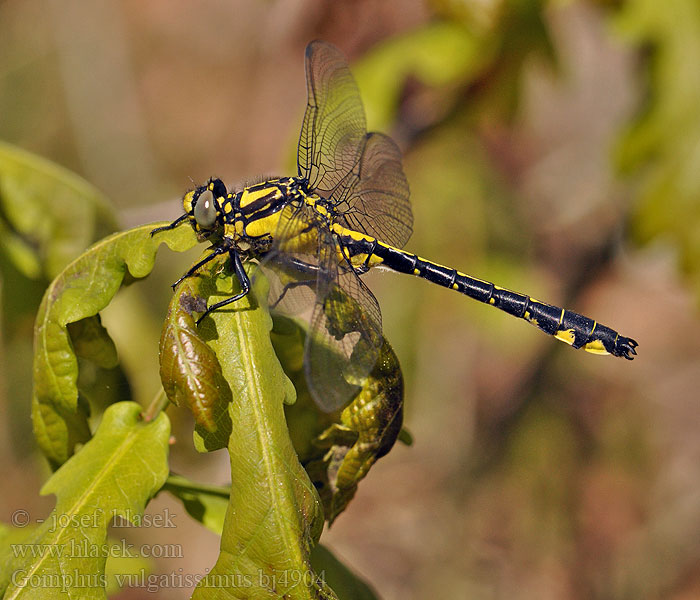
[615,0,700,299]
[0,143,119,456]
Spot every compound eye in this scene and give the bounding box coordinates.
[193,189,217,229]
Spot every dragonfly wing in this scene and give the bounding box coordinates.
[258,203,322,318]
[260,202,383,412]
[304,228,383,413]
[298,41,367,198]
[331,131,413,249]
[299,42,413,249]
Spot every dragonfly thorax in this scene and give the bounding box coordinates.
[181,176,298,243]
[234,176,307,241]
[237,177,298,215]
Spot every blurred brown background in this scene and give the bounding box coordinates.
[1,0,699,598]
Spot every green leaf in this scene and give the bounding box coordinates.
[309,545,379,600]
[275,316,404,524]
[0,524,39,592]
[0,144,122,448]
[162,474,230,536]
[32,222,198,467]
[67,316,119,368]
[176,256,333,599]
[308,338,403,525]
[104,551,152,597]
[2,402,170,599]
[0,141,117,280]
[158,254,234,450]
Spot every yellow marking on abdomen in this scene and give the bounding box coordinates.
[554,328,576,346]
[349,252,384,268]
[583,339,609,355]
[331,223,375,242]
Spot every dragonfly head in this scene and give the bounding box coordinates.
[183,178,228,239]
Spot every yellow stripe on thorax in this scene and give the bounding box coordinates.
[239,184,280,210]
[238,184,284,238]
[242,211,280,238]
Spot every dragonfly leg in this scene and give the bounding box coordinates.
[171,244,228,289]
[196,249,251,324]
[265,254,319,309]
[270,279,314,310]
[150,213,189,236]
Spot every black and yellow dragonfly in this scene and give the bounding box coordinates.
[153,41,638,412]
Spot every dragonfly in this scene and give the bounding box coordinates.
[152,40,638,412]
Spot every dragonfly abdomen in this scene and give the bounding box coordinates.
[366,241,638,360]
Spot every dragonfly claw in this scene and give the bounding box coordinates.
[618,337,639,360]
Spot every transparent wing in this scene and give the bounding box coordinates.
[298,42,413,249]
[259,204,323,319]
[304,235,383,412]
[260,203,383,412]
[330,132,413,249]
[298,41,367,198]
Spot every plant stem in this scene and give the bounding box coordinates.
[142,387,170,422]
[163,474,231,498]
